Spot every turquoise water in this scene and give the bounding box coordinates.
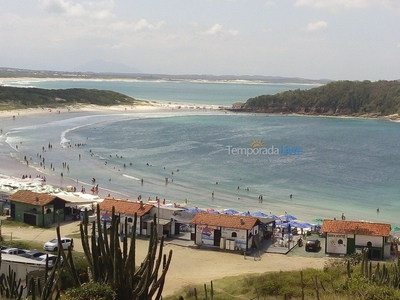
[2,78,317,106]
[1,79,399,226]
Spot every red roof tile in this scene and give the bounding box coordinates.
[321,219,391,237]
[8,190,65,206]
[190,212,260,230]
[99,198,153,216]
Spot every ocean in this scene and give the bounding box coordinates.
[1,79,399,226]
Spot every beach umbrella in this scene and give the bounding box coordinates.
[101,213,111,221]
[268,214,280,220]
[275,220,290,227]
[238,211,251,217]
[312,218,324,224]
[184,207,205,214]
[250,211,268,218]
[290,221,313,229]
[391,226,400,232]
[280,214,297,221]
[222,208,239,215]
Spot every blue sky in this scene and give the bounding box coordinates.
[1,0,400,80]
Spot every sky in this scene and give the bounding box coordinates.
[1,0,400,81]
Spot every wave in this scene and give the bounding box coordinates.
[122,174,141,181]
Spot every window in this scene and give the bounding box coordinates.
[338,239,343,245]
[231,232,237,238]
[127,217,133,223]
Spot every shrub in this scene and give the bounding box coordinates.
[65,282,116,300]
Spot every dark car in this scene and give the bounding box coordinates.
[18,251,47,259]
[305,239,321,252]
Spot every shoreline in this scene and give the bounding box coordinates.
[0,103,228,202]
[1,103,399,228]
[227,109,400,122]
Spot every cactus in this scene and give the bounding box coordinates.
[79,205,173,300]
[346,260,351,279]
[0,266,25,299]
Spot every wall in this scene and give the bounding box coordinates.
[196,224,218,246]
[221,227,247,250]
[326,233,347,254]
[355,235,383,247]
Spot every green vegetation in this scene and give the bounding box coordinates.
[0,86,149,110]
[166,253,400,300]
[240,80,400,117]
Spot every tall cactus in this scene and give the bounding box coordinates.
[79,205,173,300]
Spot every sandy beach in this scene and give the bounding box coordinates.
[0,103,205,199]
[0,104,329,297]
[0,219,328,297]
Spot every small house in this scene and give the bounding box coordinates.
[321,219,391,259]
[98,198,153,236]
[8,190,68,227]
[190,212,261,252]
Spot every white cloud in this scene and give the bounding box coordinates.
[204,24,239,36]
[294,0,400,10]
[39,0,115,19]
[307,20,328,31]
[264,1,276,8]
[133,19,166,31]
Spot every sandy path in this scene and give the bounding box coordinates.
[1,220,328,297]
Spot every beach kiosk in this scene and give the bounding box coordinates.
[8,190,68,227]
[190,212,261,252]
[321,219,391,260]
[98,198,153,237]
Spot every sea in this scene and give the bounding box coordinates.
[1,78,399,227]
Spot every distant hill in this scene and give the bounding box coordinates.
[0,86,147,110]
[235,80,400,118]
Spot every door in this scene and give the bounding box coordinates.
[214,229,221,247]
[11,203,15,219]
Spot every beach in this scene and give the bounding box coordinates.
[1,100,398,297]
[0,104,332,296]
[0,103,181,199]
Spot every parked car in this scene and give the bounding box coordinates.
[43,237,73,251]
[18,250,47,259]
[305,239,321,252]
[33,254,63,268]
[1,248,29,255]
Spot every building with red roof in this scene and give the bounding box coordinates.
[321,219,391,259]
